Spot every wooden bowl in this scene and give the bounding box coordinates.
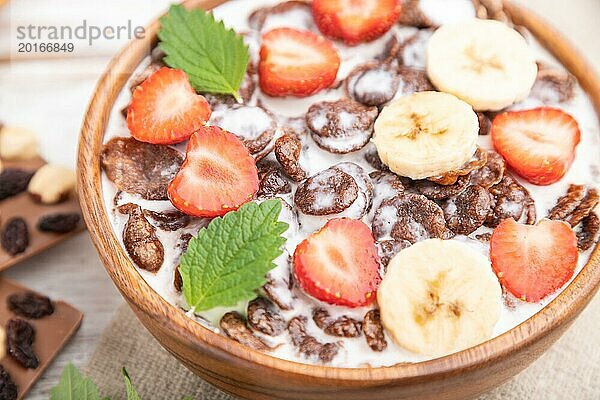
[78,1,600,399]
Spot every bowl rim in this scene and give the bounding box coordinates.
[78,0,600,382]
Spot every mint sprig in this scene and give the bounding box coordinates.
[50,364,192,400]
[158,4,249,101]
[180,200,288,312]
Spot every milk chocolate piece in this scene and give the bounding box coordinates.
[0,157,83,272]
[0,278,82,400]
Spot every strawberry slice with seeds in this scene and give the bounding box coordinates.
[312,0,401,45]
[259,28,340,97]
[490,218,578,303]
[168,126,259,218]
[491,107,580,185]
[127,67,211,144]
[293,218,381,307]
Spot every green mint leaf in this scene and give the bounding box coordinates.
[122,368,142,400]
[50,363,109,400]
[180,200,288,312]
[158,4,249,100]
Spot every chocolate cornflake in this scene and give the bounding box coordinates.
[306,99,378,154]
[414,174,471,200]
[247,298,286,336]
[396,66,435,94]
[6,318,39,369]
[220,312,271,351]
[129,62,163,93]
[548,185,599,228]
[295,166,358,216]
[485,175,536,228]
[173,267,183,292]
[345,62,399,107]
[101,137,183,200]
[396,0,434,28]
[531,63,577,104]
[256,160,292,198]
[312,308,362,338]
[210,105,277,156]
[477,112,492,135]
[1,218,29,256]
[173,233,193,292]
[502,291,518,311]
[576,212,599,251]
[364,145,389,172]
[263,271,294,311]
[362,309,387,352]
[428,147,488,185]
[372,194,449,243]
[378,239,411,268]
[205,71,256,107]
[443,185,492,235]
[143,209,191,232]
[287,316,339,363]
[118,203,164,273]
[0,168,34,200]
[0,365,18,400]
[475,232,492,243]
[8,292,54,319]
[274,132,307,182]
[470,150,506,189]
[248,1,313,31]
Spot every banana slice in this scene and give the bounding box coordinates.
[372,91,478,180]
[378,239,502,357]
[426,19,537,111]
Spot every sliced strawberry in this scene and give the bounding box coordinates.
[312,0,401,45]
[127,67,211,145]
[293,218,381,307]
[167,126,259,217]
[490,218,578,303]
[259,28,340,97]
[491,107,580,185]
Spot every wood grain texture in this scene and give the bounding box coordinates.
[76,1,600,399]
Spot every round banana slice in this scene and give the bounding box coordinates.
[426,19,537,111]
[378,239,502,357]
[372,91,478,180]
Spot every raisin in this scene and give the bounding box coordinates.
[363,309,387,352]
[6,319,39,369]
[0,365,18,400]
[247,298,286,336]
[0,169,34,200]
[118,203,164,272]
[1,218,29,255]
[143,210,191,232]
[101,137,183,200]
[37,213,81,233]
[287,316,339,363]
[312,308,362,338]
[220,312,271,351]
[8,292,54,319]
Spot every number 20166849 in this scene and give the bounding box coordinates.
[18,42,74,53]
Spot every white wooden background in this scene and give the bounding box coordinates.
[0,0,598,398]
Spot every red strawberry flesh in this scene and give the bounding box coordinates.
[491,107,580,185]
[168,126,259,218]
[293,218,381,307]
[127,67,211,145]
[490,218,578,303]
